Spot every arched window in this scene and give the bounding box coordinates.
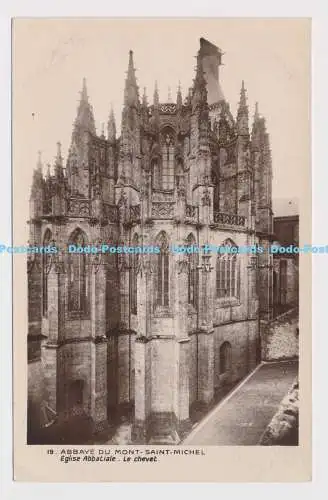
[130,234,139,314]
[161,130,175,190]
[186,233,198,308]
[156,232,169,307]
[42,229,52,317]
[216,240,240,299]
[219,341,232,374]
[151,158,161,190]
[68,229,89,314]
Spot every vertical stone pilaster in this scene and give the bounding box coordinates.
[90,338,108,432]
[42,344,59,412]
[118,252,130,329]
[91,259,106,338]
[197,330,214,404]
[176,338,191,434]
[47,260,65,344]
[132,336,150,443]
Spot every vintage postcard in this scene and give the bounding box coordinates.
[12,18,311,482]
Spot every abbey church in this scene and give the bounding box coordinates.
[27,38,274,444]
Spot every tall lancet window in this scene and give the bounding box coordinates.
[151,158,161,190]
[42,229,52,317]
[186,233,198,308]
[161,130,175,190]
[175,159,185,191]
[216,240,240,300]
[156,232,169,307]
[130,234,139,314]
[68,229,89,314]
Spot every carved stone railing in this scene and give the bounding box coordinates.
[185,204,199,223]
[213,211,246,227]
[152,202,175,219]
[159,102,177,114]
[130,204,141,223]
[67,198,90,217]
[103,203,118,222]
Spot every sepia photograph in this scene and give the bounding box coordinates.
[12,17,311,481]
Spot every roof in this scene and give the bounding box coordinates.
[273,198,299,217]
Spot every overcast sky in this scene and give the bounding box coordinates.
[13,18,310,231]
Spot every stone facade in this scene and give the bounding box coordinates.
[27,38,274,444]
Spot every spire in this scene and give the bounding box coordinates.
[237,80,249,135]
[36,150,42,173]
[240,80,247,107]
[74,78,96,135]
[31,150,44,193]
[177,81,182,108]
[153,80,159,107]
[54,141,64,178]
[254,102,259,121]
[107,105,116,143]
[124,50,139,107]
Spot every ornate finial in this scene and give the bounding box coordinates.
[81,77,88,102]
[177,81,182,107]
[124,50,138,106]
[56,141,62,158]
[254,102,259,120]
[101,123,105,137]
[239,80,247,107]
[107,104,116,142]
[153,80,159,106]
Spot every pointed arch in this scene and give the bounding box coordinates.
[42,228,52,317]
[186,233,198,308]
[67,228,89,314]
[155,231,170,307]
[216,239,240,300]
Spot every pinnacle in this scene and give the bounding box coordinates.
[153,80,159,106]
[239,80,247,108]
[81,77,88,102]
[37,150,42,171]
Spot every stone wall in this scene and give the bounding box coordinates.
[214,320,258,389]
[27,359,43,442]
[259,378,299,445]
[261,308,299,361]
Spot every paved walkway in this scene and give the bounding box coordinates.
[183,360,298,446]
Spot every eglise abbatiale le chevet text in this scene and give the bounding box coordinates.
[27,38,274,444]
